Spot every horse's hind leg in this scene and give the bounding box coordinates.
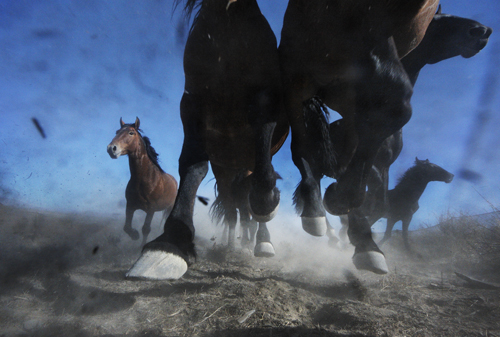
[141,211,155,246]
[348,209,388,274]
[127,92,209,280]
[124,206,140,241]
[254,222,275,258]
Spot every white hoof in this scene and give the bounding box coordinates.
[126,250,188,280]
[301,217,327,236]
[352,251,388,275]
[254,242,275,258]
[250,201,279,223]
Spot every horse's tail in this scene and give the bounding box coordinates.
[303,97,337,178]
[210,183,225,225]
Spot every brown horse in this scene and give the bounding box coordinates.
[127,0,289,280]
[279,0,438,274]
[107,117,178,246]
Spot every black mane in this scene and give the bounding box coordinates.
[395,161,420,185]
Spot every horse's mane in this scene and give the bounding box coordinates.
[124,123,165,173]
[174,0,203,31]
[395,159,422,186]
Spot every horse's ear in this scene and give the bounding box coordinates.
[135,117,140,130]
[436,4,441,15]
[415,156,420,163]
[120,117,125,127]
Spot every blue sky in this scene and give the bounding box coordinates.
[1,0,499,234]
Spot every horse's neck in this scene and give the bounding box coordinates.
[127,143,158,182]
[400,48,427,87]
[393,173,429,202]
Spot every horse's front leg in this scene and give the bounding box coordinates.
[123,206,140,241]
[141,211,155,247]
[248,90,281,223]
[254,222,275,258]
[378,217,397,247]
[285,86,329,236]
[348,209,388,274]
[127,93,208,280]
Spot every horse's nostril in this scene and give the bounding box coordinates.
[469,26,488,38]
[113,146,117,152]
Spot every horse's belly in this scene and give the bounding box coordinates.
[204,129,255,169]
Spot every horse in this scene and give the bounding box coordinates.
[377,158,454,250]
[279,0,439,274]
[127,0,289,280]
[330,7,491,249]
[107,117,178,246]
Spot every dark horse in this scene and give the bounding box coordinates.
[279,0,439,273]
[107,117,178,246]
[377,158,454,250]
[333,7,491,249]
[365,6,492,222]
[127,0,289,279]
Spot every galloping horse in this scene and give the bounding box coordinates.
[127,0,289,280]
[378,158,454,250]
[332,8,491,249]
[107,117,178,246]
[365,6,492,222]
[279,0,439,273]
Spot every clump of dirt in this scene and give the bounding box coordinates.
[1,204,499,337]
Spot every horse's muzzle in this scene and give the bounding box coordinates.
[107,144,120,159]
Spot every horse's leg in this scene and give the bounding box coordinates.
[254,222,275,258]
[378,217,397,247]
[211,165,238,250]
[401,215,413,253]
[324,42,413,215]
[141,211,155,247]
[325,217,340,248]
[348,209,388,274]
[124,206,140,241]
[248,90,281,223]
[127,93,209,280]
[286,87,329,236]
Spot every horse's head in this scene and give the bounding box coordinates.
[107,117,142,159]
[421,7,492,64]
[415,157,454,183]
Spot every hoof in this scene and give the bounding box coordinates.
[124,228,140,241]
[250,201,279,223]
[352,251,388,275]
[126,250,188,280]
[254,242,275,258]
[301,217,327,236]
[323,183,356,215]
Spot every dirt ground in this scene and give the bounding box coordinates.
[1,204,499,337]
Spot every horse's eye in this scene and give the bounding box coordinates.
[129,131,135,136]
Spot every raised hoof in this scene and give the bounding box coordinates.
[254,242,275,258]
[323,183,356,215]
[250,201,279,223]
[124,227,140,241]
[301,217,327,237]
[352,251,388,275]
[126,250,188,280]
